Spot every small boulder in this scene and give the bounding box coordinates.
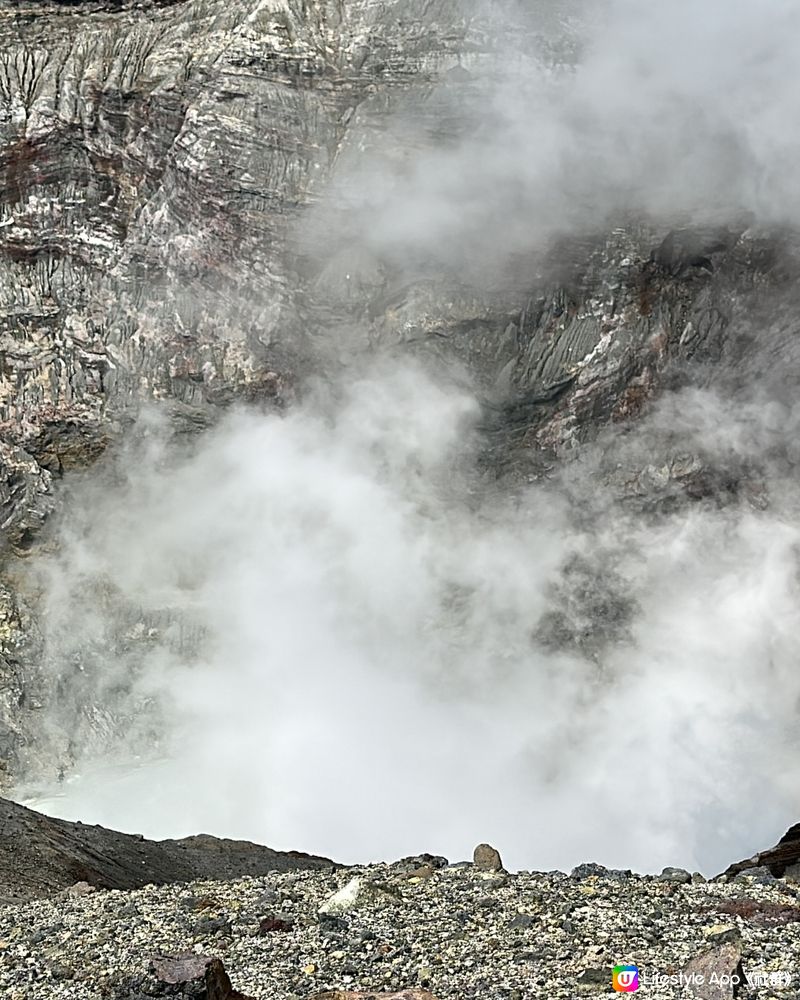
[258,915,294,934]
[192,916,232,938]
[733,865,776,884]
[577,967,608,987]
[570,862,631,881]
[395,853,448,873]
[318,912,349,932]
[67,881,97,897]
[205,959,253,1000]
[151,954,252,1000]
[703,924,740,946]
[783,861,800,881]
[401,864,436,882]
[682,942,745,1000]
[318,876,400,915]
[473,843,504,872]
[151,953,214,984]
[660,867,691,884]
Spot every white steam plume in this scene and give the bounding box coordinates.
[16,0,800,874]
[312,0,800,275]
[23,367,800,873]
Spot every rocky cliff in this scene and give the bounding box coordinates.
[0,0,799,803]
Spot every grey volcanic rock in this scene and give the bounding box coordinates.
[0,795,336,904]
[472,842,503,872]
[2,858,800,999]
[152,954,254,1000]
[682,942,746,1000]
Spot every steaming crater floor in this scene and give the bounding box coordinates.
[15,757,202,844]
[2,859,800,999]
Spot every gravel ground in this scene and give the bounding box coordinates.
[1,854,800,999]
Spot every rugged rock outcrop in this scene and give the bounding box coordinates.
[0,795,336,904]
[0,1,788,517]
[1,0,800,790]
[725,824,800,881]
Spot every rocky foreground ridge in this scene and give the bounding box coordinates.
[2,800,800,999]
[0,797,336,906]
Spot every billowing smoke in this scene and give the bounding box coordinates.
[22,364,800,873]
[16,0,800,873]
[312,0,800,277]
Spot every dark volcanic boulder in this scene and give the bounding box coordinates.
[150,955,254,1000]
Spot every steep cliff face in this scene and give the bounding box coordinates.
[0,0,507,779]
[0,0,798,793]
[0,1,786,503]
